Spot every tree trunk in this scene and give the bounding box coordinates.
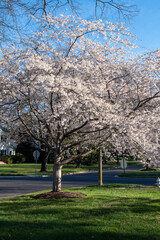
[76,149,82,168]
[76,157,82,168]
[116,156,119,165]
[98,147,103,186]
[40,151,49,172]
[40,158,47,172]
[52,163,62,192]
[115,150,119,165]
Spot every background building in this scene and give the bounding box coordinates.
[0,127,17,159]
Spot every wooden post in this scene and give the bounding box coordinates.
[98,147,103,186]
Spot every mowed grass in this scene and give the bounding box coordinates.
[0,163,114,176]
[0,184,160,240]
[0,161,139,176]
[120,169,160,178]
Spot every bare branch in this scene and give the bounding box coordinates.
[61,133,111,165]
[133,92,160,112]
[60,120,88,143]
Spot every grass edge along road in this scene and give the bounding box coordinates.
[0,161,139,176]
[0,184,160,240]
[120,169,160,178]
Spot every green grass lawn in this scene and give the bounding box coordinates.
[120,169,160,178]
[0,161,139,176]
[0,184,160,240]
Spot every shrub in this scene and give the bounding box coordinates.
[1,155,13,164]
[11,153,26,163]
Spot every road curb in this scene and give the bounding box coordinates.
[0,165,143,179]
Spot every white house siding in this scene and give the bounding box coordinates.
[0,127,17,157]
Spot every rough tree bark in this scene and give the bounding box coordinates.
[52,162,62,192]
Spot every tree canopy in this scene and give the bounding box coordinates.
[0,15,159,190]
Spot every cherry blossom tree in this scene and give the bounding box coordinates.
[108,50,160,168]
[0,15,159,191]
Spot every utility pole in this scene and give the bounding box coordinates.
[98,147,103,186]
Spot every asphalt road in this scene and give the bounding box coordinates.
[0,165,157,199]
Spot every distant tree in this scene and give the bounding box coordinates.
[16,141,34,163]
[12,125,50,171]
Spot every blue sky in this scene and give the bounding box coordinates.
[130,0,160,52]
[3,0,160,54]
[62,0,160,53]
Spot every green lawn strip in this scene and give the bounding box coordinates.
[119,169,160,178]
[0,161,140,176]
[0,184,160,240]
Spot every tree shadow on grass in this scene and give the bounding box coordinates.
[0,218,160,240]
[1,190,160,240]
[1,194,160,214]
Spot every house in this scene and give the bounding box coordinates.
[0,126,17,157]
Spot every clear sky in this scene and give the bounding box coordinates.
[130,0,160,52]
[3,0,160,54]
[62,0,160,53]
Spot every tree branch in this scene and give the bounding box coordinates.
[61,133,111,165]
[133,92,160,111]
[60,120,88,143]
